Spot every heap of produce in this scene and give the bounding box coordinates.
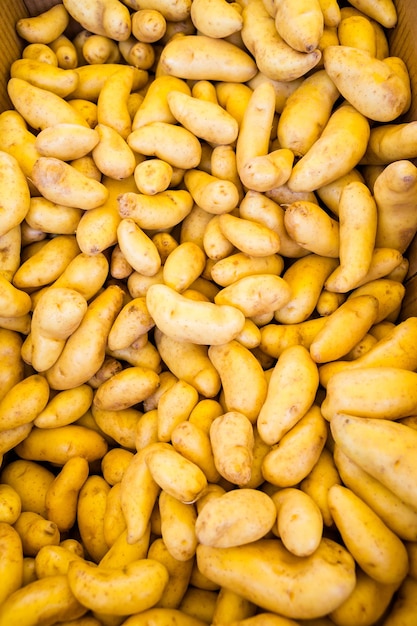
[1,0,417,624]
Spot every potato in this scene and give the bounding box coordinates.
[323,46,410,122]
[0,574,86,626]
[241,0,321,81]
[195,488,276,548]
[274,0,324,53]
[328,484,408,585]
[158,35,257,82]
[196,538,355,619]
[16,4,70,44]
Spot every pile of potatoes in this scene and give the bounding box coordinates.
[1,0,417,624]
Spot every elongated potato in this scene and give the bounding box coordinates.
[159,35,257,82]
[10,59,79,99]
[146,284,245,345]
[45,285,124,390]
[197,538,355,619]
[331,414,417,512]
[274,0,324,53]
[241,0,321,81]
[273,488,323,557]
[0,574,86,626]
[284,200,340,257]
[277,69,339,157]
[287,104,370,192]
[323,46,410,122]
[7,78,90,131]
[16,3,70,44]
[195,488,276,548]
[328,484,408,585]
[261,404,327,487]
[334,445,417,542]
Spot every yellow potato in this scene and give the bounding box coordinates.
[62,0,131,41]
[203,215,236,261]
[337,14,377,55]
[241,0,321,81]
[45,284,124,390]
[0,459,54,518]
[288,104,370,192]
[156,379,199,443]
[119,188,193,230]
[76,175,137,256]
[145,442,207,503]
[274,0,324,53]
[184,169,240,215]
[34,543,85,578]
[120,445,162,544]
[328,484,408,585]
[309,295,379,363]
[300,447,341,527]
[49,34,78,69]
[190,0,242,38]
[195,488,276,548]
[131,9,167,43]
[382,577,417,626]
[208,340,267,423]
[45,456,89,533]
[331,414,417,512]
[32,157,108,210]
[72,64,148,101]
[346,0,397,28]
[274,255,339,324]
[100,525,150,570]
[171,420,220,484]
[197,538,355,619]
[10,59,79,99]
[162,242,206,292]
[34,385,93,429]
[373,159,417,253]
[0,111,39,180]
[25,197,82,236]
[0,522,23,604]
[322,366,417,421]
[277,69,340,157]
[116,218,162,277]
[334,445,417,542]
[15,424,108,466]
[108,297,154,351]
[134,159,173,195]
[118,37,155,69]
[272,488,323,557]
[154,330,221,398]
[158,35,257,82]
[92,123,137,180]
[92,405,143,449]
[14,510,60,557]
[0,374,49,433]
[42,252,109,302]
[22,42,58,65]
[210,411,254,486]
[167,90,239,145]
[329,567,399,626]
[323,46,410,122]
[82,34,121,64]
[261,404,327,487]
[284,200,340,257]
[147,284,245,346]
[0,574,86,626]
[16,3,70,44]
[132,75,191,130]
[325,181,378,292]
[158,490,198,561]
[0,484,21,524]
[0,151,30,237]
[257,345,319,445]
[128,121,202,170]
[7,78,90,131]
